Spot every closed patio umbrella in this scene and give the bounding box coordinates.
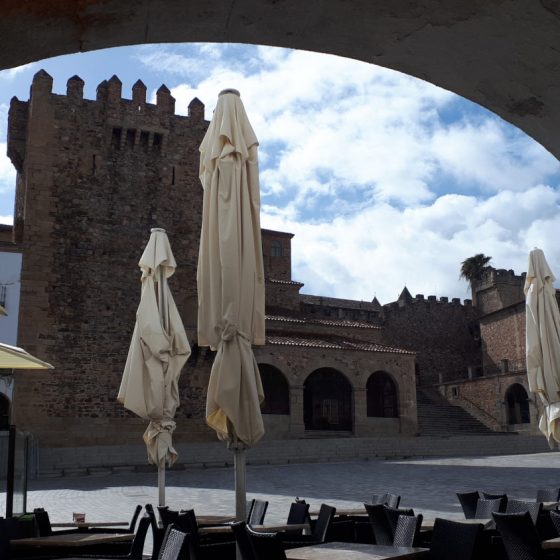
[118,227,191,505]
[197,89,265,521]
[525,247,560,446]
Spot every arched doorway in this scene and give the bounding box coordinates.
[258,364,290,415]
[505,383,530,425]
[304,368,352,431]
[366,371,399,418]
[0,393,10,429]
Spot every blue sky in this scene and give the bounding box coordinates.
[1,43,559,304]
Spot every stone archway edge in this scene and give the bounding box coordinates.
[1,1,560,159]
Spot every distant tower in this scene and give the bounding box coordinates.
[7,70,207,446]
[473,268,526,316]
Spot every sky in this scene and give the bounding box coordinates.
[0,43,559,305]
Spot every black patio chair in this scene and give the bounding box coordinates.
[550,510,560,535]
[157,506,180,529]
[475,498,503,519]
[231,521,258,560]
[493,511,545,560]
[537,487,560,503]
[246,524,288,560]
[506,499,543,525]
[482,492,508,512]
[277,503,335,549]
[156,525,188,560]
[247,500,268,526]
[87,505,143,534]
[383,505,415,537]
[145,504,165,558]
[371,493,401,508]
[33,508,78,536]
[285,501,310,534]
[457,491,481,519]
[430,518,484,560]
[392,513,423,547]
[364,503,392,545]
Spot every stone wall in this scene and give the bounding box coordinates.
[8,70,209,446]
[479,302,526,373]
[382,296,480,386]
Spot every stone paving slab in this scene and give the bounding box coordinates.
[2,451,560,555]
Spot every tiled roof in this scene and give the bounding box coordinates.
[267,279,304,286]
[266,335,414,355]
[265,314,382,330]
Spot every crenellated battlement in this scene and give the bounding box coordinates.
[28,69,205,123]
[476,267,526,291]
[384,293,473,312]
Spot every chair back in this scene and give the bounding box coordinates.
[493,511,543,560]
[364,503,392,545]
[157,526,187,560]
[537,487,560,503]
[482,492,507,512]
[430,518,483,560]
[475,498,503,519]
[246,525,288,560]
[129,516,151,560]
[129,505,143,532]
[456,491,480,519]
[33,508,53,537]
[246,499,256,522]
[312,504,336,542]
[383,505,414,536]
[393,513,423,547]
[506,499,543,524]
[550,510,560,535]
[158,506,180,528]
[231,521,258,560]
[286,501,310,532]
[371,493,401,508]
[248,500,268,525]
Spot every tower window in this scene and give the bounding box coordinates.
[271,240,283,257]
[111,127,122,149]
[153,133,162,152]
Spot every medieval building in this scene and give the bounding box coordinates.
[0,70,551,466]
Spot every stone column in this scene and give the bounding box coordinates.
[353,387,368,436]
[289,386,305,437]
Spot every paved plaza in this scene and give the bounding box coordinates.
[2,451,560,553]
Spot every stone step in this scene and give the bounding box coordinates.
[33,434,552,479]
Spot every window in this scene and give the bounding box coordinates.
[367,372,399,418]
[271,240,283,257]
[111,127,122,149]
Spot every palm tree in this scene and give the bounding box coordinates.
[460,254,492,304]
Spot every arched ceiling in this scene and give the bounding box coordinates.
[2,1,560,160]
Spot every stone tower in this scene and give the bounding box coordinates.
[7,70,208,446]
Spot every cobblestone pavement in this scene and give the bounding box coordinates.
[2,452,560,554]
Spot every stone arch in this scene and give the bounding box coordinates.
[0,3,558,160]
[366,371,399,418]
[258,363,290,415]
[505,383,530,425]
[303,367,352,431]
[0,392,11,429]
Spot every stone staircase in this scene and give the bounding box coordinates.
[416,387,507,436]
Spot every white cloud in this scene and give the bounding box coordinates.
[261,185,560,303]
[0,215,12,225]
[0,63,35,80]
[0,142,15,195]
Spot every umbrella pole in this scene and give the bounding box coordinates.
[234,446,247,521]
[158,464,165,507]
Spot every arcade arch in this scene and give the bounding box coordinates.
[0,3,559,161]
[505,383,530,425]
[258,363,290,415]
[303,368,352,432]
[366,371,399,418]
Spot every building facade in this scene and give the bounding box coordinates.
[0,70,553,456]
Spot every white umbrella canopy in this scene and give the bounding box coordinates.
[197,89,265,519]
[525,247,560,446]
[0,342,53,369]
[118,228,191,502]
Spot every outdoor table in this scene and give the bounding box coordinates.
[542,537,560,550]
[10,532,134,548]
[309,507,366,517]
[196,514,237,525]
[51,521,129,528]
[200,523,309,535]
[542,501,560,510]
[285,542,430,560]
[420,517,492,531]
